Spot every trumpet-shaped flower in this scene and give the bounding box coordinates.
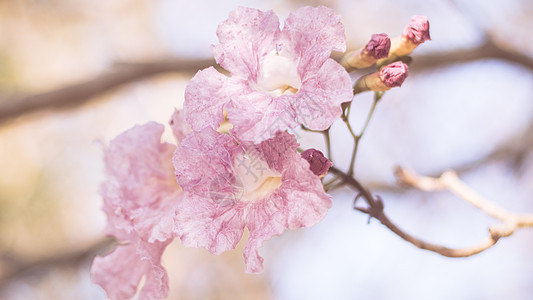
[184,6,353,143]
[91,121,184,300]
[173,129,331,273]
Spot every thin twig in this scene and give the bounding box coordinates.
[343,92,382,176]
[328,166,531,258]
[396,167,533,228]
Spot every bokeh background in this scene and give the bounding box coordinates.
[1,0,533,299]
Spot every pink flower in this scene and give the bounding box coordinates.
[91,121,184,300]
[184,6,353,143]
[173,129,331,273]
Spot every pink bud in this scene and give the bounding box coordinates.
[379,61,408,87]
[301,149,332,176]
[402,15,431,45]
[365,33,391,59]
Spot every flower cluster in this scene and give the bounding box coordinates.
[91,6,429,300]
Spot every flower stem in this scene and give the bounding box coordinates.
[344,92,384,176]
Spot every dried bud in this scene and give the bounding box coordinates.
[353,61,408,93]
[402,15,431,45]
[301,149,332,177]
[341,33,391,69]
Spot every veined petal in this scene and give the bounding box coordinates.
[282,6,346,75]
[296,58,353,130]
[184,67,230,131]
[91,240,170,300]
[169,109,191,145]
[213,6,281,79]
[225,88,298,143]
[100,122,181,239]
[94,123,180,299]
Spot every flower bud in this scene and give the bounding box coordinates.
[301,149,332,177]
[377,15,430,66]
[341,33,391,69]
[353,61,408,93]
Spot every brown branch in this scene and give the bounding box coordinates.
[0,58,216,124]
[0,237,114,287]
[328,166,528,258]
[2,39,533,125]
[411,39,533,72]
[396,167,533,228]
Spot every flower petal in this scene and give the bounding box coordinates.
[225,88,298,143]
[282,6,346,75]
[243,132,331,273]
[296,58,353,130]
[173,128,237,193]
[173,129,246,254]
[169,109,191,144]
[100,122,181,240]
[91,241,170,300]
[175,192,246,254]
[213,7,280,79]
[184,67,230,131]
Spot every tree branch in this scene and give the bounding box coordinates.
[328,166,531,258]
[0,58,216,124]
[0,237,114,287]
[396,167,533,227]
[2,39,533,125]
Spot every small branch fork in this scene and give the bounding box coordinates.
[329,166,533,257]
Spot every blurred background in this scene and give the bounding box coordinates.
[0,0,532,299]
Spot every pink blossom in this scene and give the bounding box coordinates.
[173,129,331,273]
[184,6,353,143]
[91,122,183,300]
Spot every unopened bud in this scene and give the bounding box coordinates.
[341,33,391,69]
[353,61,408,93]
[301,149,332,177]
[402,15,431,45]
[377,15,430,66]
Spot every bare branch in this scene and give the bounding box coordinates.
[328,166,530,258]
[411,39,533,72]
[2,39,533,125]
[0,237,114,287]
[0,58,216,124]
[396,167,533,228]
